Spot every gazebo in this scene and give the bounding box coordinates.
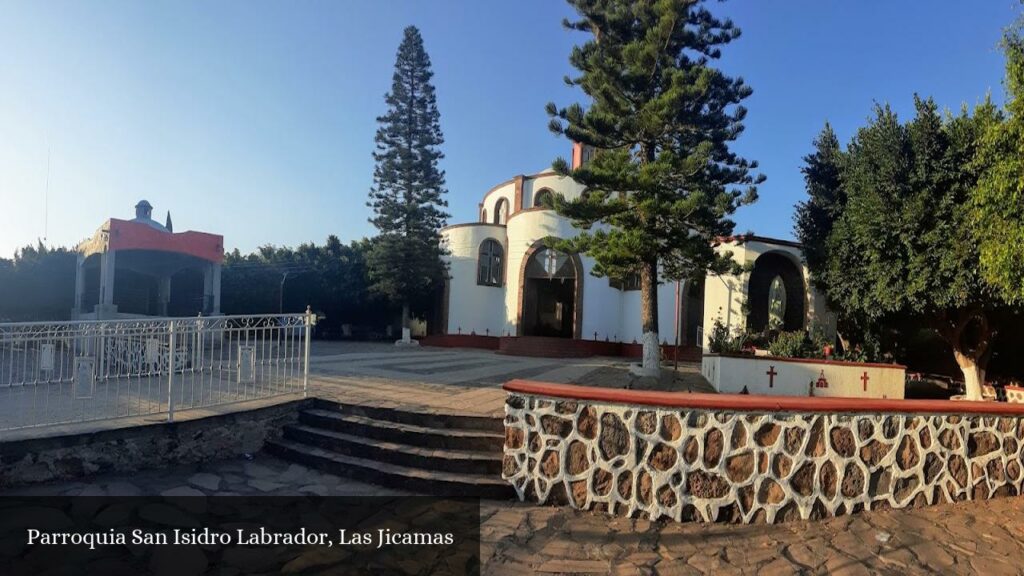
[73,200,224,320]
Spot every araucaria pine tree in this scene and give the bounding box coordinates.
[547,0,763,375]
[367,26,449,339]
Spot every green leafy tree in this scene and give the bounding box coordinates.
[366,26,449,338]
[973,28,1024,304]
[0,243,77,321]
[819,98,1000,399]
[545,0,763,375]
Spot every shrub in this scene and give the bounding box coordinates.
[768,330,808,358]
[707,319,745,354]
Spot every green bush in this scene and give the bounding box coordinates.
[707,319,745,354]
[768,330,808,358]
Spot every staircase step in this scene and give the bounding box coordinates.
[266,439,514,499]
[299,409,504,451]
[311,399,502,433]
[282,424,502,475]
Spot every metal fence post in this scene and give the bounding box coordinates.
[303,306,312,398]
[167,319,176,422]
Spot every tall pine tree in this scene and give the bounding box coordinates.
[367,26,449,339]
[546,0,762,375]
[794,123,844,291]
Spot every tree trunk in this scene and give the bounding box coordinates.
[937,307,992,401]
[401,301,411,344]
[638,259,660,377]
[953,350,984,401]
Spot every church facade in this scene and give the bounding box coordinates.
[437,144,834,354]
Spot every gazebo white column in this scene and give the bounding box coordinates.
[96,250,118,318]
[203,262,221,315]
[157,275,171,317]
[72,254,85,319]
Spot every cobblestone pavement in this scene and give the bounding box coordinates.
[4,453,1023,575]
[307,341,711,418]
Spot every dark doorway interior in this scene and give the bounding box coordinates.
[523,278,575,337]
[747,252,805,333]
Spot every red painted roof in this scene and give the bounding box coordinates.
[107,219,223,263]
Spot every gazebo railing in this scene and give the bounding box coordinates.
[0,311,314,432]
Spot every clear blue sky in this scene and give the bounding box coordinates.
[0,1,1019,258]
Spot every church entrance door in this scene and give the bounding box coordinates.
[521,248,578,338]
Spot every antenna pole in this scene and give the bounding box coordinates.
[44,146,50,244]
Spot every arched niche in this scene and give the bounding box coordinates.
[747,251,805,333]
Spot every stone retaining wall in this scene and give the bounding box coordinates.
[0,399,309,488]
[502,382,1024,524]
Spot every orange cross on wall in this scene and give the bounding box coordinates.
[861,371,870,392]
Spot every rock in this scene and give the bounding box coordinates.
[243,462,277,478]
[688,471,729,499]
[160,486,205,498]
[648,443,677,472]
[758,478,786,505]
[725,452,754,483]
[703,429,723,467]
[660,414,682,442]
[755,423,781,447]
[830,427,856,458]
[105,481,142,497]
[598,413,630,459]
[567,441,589,475]
[247,479,285,492]
[578,407,598,439]
[188,473,222,492]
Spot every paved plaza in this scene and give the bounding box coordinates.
[3,452,1021,575]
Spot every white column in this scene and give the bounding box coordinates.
[157,275,171,317]
[203,263,222,315]
[72,254,85,318]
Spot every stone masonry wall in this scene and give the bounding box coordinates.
[503,393,1023,523]
[0,399,308,488]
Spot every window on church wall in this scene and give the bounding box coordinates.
[477,239,504,287]
[533,189,553,208]
[481,209,487,223]
[494,198,509,225]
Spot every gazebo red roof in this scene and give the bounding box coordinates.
[81,218,224,264]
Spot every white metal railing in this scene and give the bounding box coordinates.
[0,311,314,432]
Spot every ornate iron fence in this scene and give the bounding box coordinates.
[0,312,313,432]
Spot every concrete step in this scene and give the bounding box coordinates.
[282,424,503,475]
[311,399,503,433]
[266,438,514,499]
[298,409,504,451]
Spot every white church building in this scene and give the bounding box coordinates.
[431,144,834,357]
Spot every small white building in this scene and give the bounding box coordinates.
[434,144,834,357]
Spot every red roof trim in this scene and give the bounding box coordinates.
[503,380,1024,416]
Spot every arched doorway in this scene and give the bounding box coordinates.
[747,252,805,333]
[518,243,582,338]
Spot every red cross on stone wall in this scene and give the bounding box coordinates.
[861,371,870,392]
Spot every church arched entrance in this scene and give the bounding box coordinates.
[518,244,582,338]
[747,252,805,333]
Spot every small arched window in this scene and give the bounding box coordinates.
[477,239,504,287]
[534,188,553,208]
[494,198,509,225]
[481,209,488,223]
